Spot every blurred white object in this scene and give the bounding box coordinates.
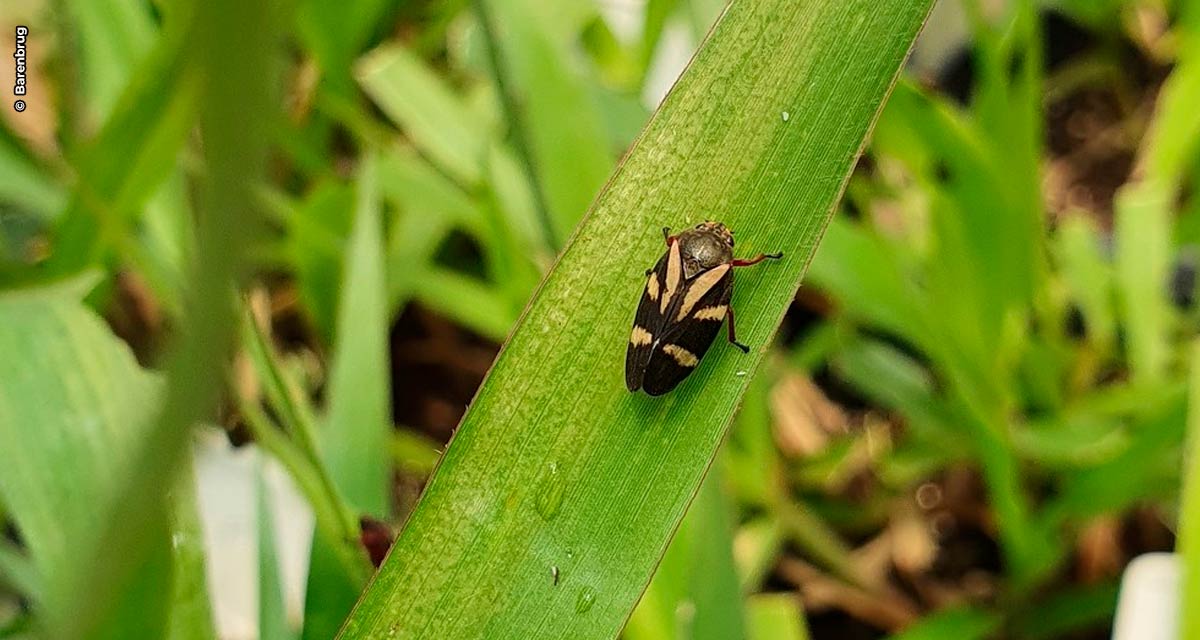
[1112,552,1179,640]
[193,429,314,640]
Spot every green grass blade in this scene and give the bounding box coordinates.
[806,218,933,351]
[0,130,64,220]
[295,0,391,96]
[482,0,615,243]
[1115,184,1173,385]
[166,456,217,640]
[357,45,490,186]
[64,0,156,123]
[1054,215,1116,353]
[302,155,390,639]
[831,338,962,448]
[1180,340,1200,640]
[259,460,295,640]
[0,538,41,603]
[319,156,391,517]
[413,267,520,342]
[54,0,278,633]
[625,471,746,640]
[638,0,682,84]
[746,594,809,640]
[1113,28,1200,385]
[285,182,354,344]
[1009,581,1118,640]
[0,281,204,639]
[1044,385,1187,524]
[37,1,199,280]
[883,606,1000,640]
[337,0,932,636]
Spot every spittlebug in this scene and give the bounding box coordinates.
[625,221,782,396]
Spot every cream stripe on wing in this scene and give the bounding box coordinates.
[675,264,729,321]
[662,344,698,367]
[646,271,660,302]
[692,305,727,321]
[660,242,682,314]
[630,325,653,346]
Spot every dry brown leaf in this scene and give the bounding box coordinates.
[770,371,848,457]
[1076,516,1122,583]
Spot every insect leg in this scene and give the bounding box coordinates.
[726,306,750,353]
[731,252,784,267]
[662,227,677,246]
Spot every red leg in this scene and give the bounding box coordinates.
[731,251,783,267]
[726,306,749,353]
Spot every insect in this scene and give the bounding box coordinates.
[625,221,782,396]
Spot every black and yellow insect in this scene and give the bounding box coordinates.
[625,221,782,396]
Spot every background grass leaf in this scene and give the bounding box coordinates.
[357,45,491,186]
[1179,340,1200,640]
[64,0,156,124]
[883,606,1000,640]
[483,0,615,242]
[303,154,391,639]
[36,2,199,281]
[0,282,211,639]
[52,0,279,633]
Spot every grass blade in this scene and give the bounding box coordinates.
[302,155,390,639]
[1010,581,1118,640]
[1113,28,1200,385]
[1054,215,1116,353]
[167,456,217,640]
[64,0,156,123]
[1180,340,1200,640]
[0,280,208,638]
[259,459,295,640]
[54,0,278,633]
[480,0,615,244]
[319,155,391,517]
[746,594,809,640]
[625,471,746,640]
[883,606,999,640]
[337,0,932,637]
[285,183,354,344]
[357,45,490,186]
[1115,184,1172,385]
[38,1,199,280]
[0,129,64,221]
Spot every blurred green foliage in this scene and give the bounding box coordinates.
[0,0,1199,638]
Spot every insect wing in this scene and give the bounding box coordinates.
[625,248,673,391]
[640,266,733,396]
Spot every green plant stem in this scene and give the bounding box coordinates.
[241,310,323,462]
